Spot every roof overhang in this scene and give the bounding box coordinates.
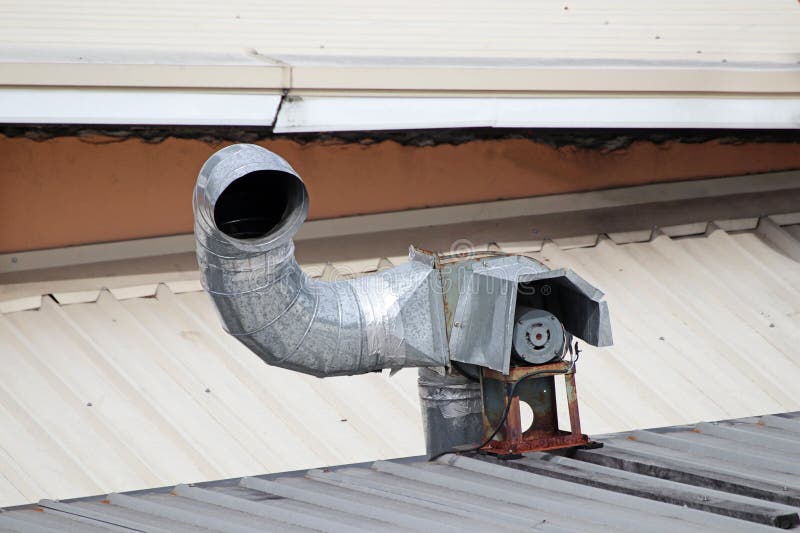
[2,1,799,129]
[274,95,800,132]
[1,60,799,129]
[0,88,282,126]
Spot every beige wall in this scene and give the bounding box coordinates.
[2,133,799,253]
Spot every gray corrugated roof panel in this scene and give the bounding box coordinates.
[2,413,799,531]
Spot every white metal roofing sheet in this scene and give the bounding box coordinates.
[1,0,799,101]
[0,216,799,508]
[2,0,799,63]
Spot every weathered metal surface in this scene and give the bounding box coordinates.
[565,373,583,438]
[480,361,591,455]
[194,144,448,377]
[448,255,612,374]
[575,446,800,507]
[417,368,483,459]
[509,454,800,529]
[558,413,800,529]
[515,268,613,348]
[3,414,798,531]
[447,255,547,374]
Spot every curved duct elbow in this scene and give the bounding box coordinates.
[193,144,448,377]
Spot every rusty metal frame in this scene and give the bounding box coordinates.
[479,361,591,455]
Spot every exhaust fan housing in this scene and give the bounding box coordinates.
[193,144,613,457]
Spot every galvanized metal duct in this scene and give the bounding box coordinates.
[418,368,483,459]
[193,144,449,377]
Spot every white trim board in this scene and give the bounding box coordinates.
[275,96,800,132]
[0,88,282,126]
[1,170,798,274]
[4,61,799,94]
[2,90,799,129]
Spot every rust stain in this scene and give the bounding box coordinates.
[1,134,799,252]
[480,360,592,455]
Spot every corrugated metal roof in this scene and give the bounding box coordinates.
[1,1,799,98]
[0,212,799,509]
[0,287,427,507]
[3,2,799,127]
[2,0,799,63]
[2,413,799,531]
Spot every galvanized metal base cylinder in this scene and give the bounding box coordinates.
[418,368,483,458]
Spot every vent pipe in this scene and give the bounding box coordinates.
[193,144,449,377]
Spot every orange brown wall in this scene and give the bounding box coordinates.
[1,133,799,253]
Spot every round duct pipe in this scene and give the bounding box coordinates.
[193,144,448,377]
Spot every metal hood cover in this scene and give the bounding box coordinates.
[449,255,613,374]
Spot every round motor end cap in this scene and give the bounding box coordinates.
[512,308,566,365]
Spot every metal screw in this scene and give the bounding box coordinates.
[454,321,463,328]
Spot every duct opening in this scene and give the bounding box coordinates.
[213,170,305,240]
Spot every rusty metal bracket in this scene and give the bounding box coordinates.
[479,361,593,455]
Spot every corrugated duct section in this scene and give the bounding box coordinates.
[0,220,799,507]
